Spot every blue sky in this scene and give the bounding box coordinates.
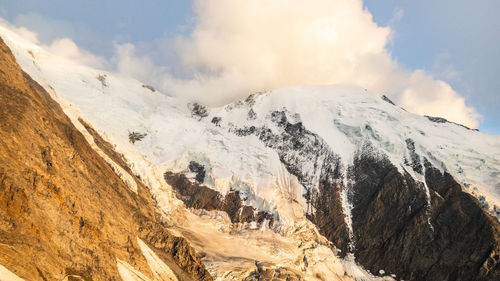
[0,1,192,57]
[0,0,498,134]
[365,0,500,134]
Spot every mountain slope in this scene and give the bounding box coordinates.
[0,37,211,281]
[209,91,500,280]
[1,23,499,281]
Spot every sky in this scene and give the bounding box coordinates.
[0,0,498,134]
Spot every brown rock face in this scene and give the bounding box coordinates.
[312,150,500,281]
[164,172,274,226]
[0,37,212,281]
[306,175,351,255]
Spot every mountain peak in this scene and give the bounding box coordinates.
[0,24,499,280]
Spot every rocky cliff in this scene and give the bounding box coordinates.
[0,37,211,281]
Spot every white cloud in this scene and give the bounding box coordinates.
[388,7,404,27]
[399,70,479,126]
[46,38,106,68]
[0,16,106,68]
[0,18,38,43]
[112,43,157,81]
[150,0,477,127]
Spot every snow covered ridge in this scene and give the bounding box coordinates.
[1,23,500,280]
[1,22,498,220]
[212,86,500,218]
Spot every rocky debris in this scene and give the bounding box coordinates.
[244,93,258,107]
[128,131,147,144]
[425,115,448,124]
[494,206,500,220]
[211,116,222,126]
[138,221,214,281]
[425,115,478,131]
[188,161,206,183]
[164,171,274,226]
[381,95,395,105]
[0,37,211,281]
[189,102,209,120]
[142,84,155,92]
[243,262,303,281]
[164,171,222,211]
[247,108,257,120]
[404,138,423,174]
[478,195,490,210]
[231,125,255,137]
[96,74,108,88]
[232,125,257,137]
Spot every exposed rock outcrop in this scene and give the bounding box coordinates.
[164,172,274,226]
[0,37,211,281]
[243,262,303,281]
[315,149,500,281]
[226,106,500,280]
[424,115,478,131]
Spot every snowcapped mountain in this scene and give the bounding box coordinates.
[0,23,499,281]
